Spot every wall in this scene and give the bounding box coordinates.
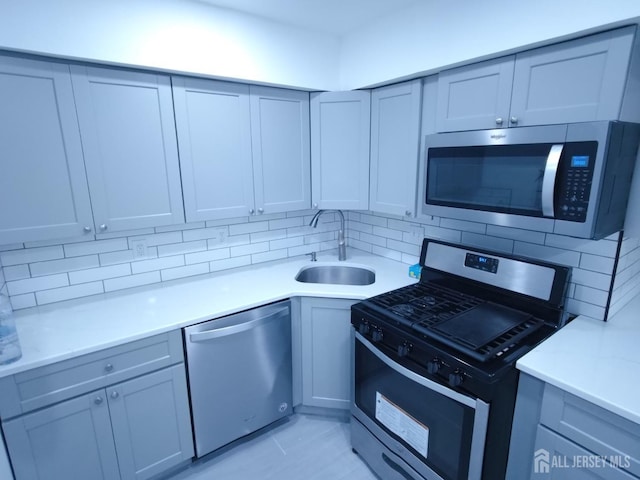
[340,0,640,89]
[2,1,640,91]
[347,211,621,321]
[0,0,341,91]
[0,210,340,310]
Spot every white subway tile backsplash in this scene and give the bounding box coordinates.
[210,255,251,272]
[545,234,619,257]
[3,265,31,281]
[23,236,93,248]
[270,237,303,250]
[359,232,387,248]
[69,264,131,284]
[347,221,374,234]
[205,217,247,228]
[209,234,250,249]
[104,272,161,292]
[183,227,228,242]
[269,217,303,230]
[64,238,128,257]
[371,245,401,261]
[0,243,25,252]
[1,246,64,266]
[96,227,155,240]
[31,255,100,277]
[579,253,615,274]
[185,248,230,265]
[10,293,36,310]
[132,256,184,274]
[387,239,420,257]
[486,225,546,245]
[440,218,486,234]
[401,253,420,265]
[288,244,318,257]
[128,231,183,248]
[157,240,207,257]
[349,239,374,253]
[36,282,104,305]
[573,285,609,307]
[7,274,69,296]
[372,226,403,241]
[571,268,612,291]
[99,249,135,266]
[424,226,461,243]
[250,212,286,222]
[461,232,514,254]
[161,263,210,282]
[357,213,388,227]
[251,249,288,264]
[156,221,205,233]
[229,221,269,235]
[566,298,606,320]
[251,230,288,243]
[230,242,269,257]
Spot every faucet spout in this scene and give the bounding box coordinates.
[308,209,347,261]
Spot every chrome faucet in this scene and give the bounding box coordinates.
[309,209,346,261]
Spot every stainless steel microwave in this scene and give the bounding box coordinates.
[422,121,640,239]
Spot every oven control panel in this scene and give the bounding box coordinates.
[464,253,499,274]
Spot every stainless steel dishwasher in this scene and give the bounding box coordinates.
[184,300,293,457]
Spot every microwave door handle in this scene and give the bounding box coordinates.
[541,144,564,217]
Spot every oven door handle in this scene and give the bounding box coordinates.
[355,332,477,409]
[541,144,564,217]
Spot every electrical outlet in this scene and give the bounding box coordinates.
[132,239,148,259]
[410,226,424,238]
[208,228,228,246]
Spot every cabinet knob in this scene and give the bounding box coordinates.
[495,117,503,125]
[104,363,114,373]
[510,116,518,125]
[249,209,255,215]
[83,226,92,233]
[313,203,318,209]
[405,210,412,217]
[110,391,119,400]
[258,208,264,214]
[94,396,104,405]
[99,224,108,231]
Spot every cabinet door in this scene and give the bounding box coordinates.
[310,91,370,210]
[300,297,356,409]
[436,56,514,132]
[71,66,184,232]
[2,390,119,480]
[108,365,194,480]
[0,56,93,244]
[173,77,254,221]
[370,79,422,218]
[511,27,635,126]
[250,86,311,215]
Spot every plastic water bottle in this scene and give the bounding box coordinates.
[0,294,22,365]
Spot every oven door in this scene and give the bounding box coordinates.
[352,332,489,480]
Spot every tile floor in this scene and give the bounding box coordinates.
[166,414,378,480]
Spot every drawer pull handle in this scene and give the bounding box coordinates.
[105,363,114,373]
[110,391,119,400]
[94,396,103,405]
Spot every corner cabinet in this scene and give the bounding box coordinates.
[172,78,311,222]
[369,80,422,218]
[507,374,640,479]
[310,91,371,210]
[298,297,357,410]
[1,332,194,480]
[0,55,94,244]
[436,26,637,131]
[71,66,185,233]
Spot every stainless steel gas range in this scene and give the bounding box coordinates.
[350,239,571,480]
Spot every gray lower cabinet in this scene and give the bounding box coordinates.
[0,332,194,480]
[299,297,356,410]
[507,373,640,479]
[436,26,637,132]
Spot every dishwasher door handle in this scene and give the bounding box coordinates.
[188,306,289,342]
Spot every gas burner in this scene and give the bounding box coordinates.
[390,304,416,316]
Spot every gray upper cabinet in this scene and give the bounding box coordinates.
[436,56,514,132]
[173,78,254,221]
[250,86,311,215]
[436,27,636,132]
[310,91,371,210]
[71,66,185,233]
[370,80,423,218]
[173,79,310,221]
[0,56,94,244]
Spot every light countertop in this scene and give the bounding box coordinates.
[517,293,640,424]
[0,249,416,379]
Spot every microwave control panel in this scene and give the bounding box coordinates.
[555,142,597,222]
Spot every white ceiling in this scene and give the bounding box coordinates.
[195,0,422,36]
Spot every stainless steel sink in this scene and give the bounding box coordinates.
[295,265,375,286]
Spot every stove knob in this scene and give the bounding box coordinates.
[426,359,441,375]
[397,343,410,357]
[371,329,383,343]
[358,323,370,335]
[448,371,464,388]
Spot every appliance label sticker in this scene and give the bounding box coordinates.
[375,392,429,458]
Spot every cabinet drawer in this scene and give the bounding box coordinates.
[540,384,640,478]
[0,331,183,418]
[534,426,637,479]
